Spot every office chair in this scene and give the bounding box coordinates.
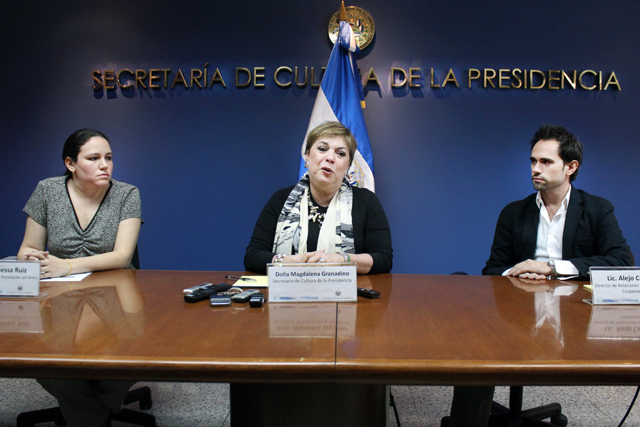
[16,386,156,427]
[440,386,567,427]
[485,274,568,427]
[131,245,140,270]
[440,271,568,427]
[17,244,156,427]
[486,386,567,426]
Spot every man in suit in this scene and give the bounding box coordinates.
[449,124,633,427]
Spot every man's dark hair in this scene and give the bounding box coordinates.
[530,124,583,182]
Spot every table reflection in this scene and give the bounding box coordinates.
[588,306,640,340]
[38,269,145,353]
[336,274,390,357]
[0,299,43,333]
[268,303,337,338]
[506,276,578,347]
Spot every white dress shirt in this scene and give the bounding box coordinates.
[534,187,579,276]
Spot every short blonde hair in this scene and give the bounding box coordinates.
[305,121,357,166]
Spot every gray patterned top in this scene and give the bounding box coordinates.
[23,176,142,265]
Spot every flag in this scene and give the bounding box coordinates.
[298,4,375,191]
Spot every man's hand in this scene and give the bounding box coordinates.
[506,259,552,280]
[506,275,553,291]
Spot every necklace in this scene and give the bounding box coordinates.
[308,197,326,227]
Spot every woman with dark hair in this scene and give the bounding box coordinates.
[16,128,142,426]
[18,128,142,278]
[244,121,392,275]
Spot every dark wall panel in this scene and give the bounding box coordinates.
[2,1,638,274]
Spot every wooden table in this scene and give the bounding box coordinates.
[336,273,640,386]
[3,270,640,425]
[0,269,337,383]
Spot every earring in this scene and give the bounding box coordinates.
[304,161,308,168]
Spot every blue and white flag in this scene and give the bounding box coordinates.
[298,20,375,191]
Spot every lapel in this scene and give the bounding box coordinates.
[522,194,540,259]
[563,187,583,259]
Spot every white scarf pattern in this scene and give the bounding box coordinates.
[273,173,354,256]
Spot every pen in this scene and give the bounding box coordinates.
[225,275,257,282]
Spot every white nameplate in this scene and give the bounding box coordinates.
[0,260,40,297]
[590,267,640,305]
[267,262,357,303]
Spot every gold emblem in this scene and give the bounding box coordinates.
[328,6,375,50]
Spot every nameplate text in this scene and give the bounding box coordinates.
[267,263,357,303]
[590,267,640,305]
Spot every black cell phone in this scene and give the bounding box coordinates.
[183,283,232,303]
[357,287,380,299]
[249,293,265,307]
[183,282,213,295]
[231,289,260,303]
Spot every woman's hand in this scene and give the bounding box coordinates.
[273,251,372,274]
[304,250,343,264]
[276,253,313,263]
[275,250,343,264]
[18,216,141,277]
[24,251,71,278]
[23,249,48,262]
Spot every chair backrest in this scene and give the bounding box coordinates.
[131,245,140,270]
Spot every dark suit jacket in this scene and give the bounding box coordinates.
[483,188,633,279]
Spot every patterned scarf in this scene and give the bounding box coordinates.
[273,173,354,256]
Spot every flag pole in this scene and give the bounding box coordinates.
[340,1,348,21]
[298,1,375,190]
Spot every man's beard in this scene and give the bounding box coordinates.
[532,177,548,191]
